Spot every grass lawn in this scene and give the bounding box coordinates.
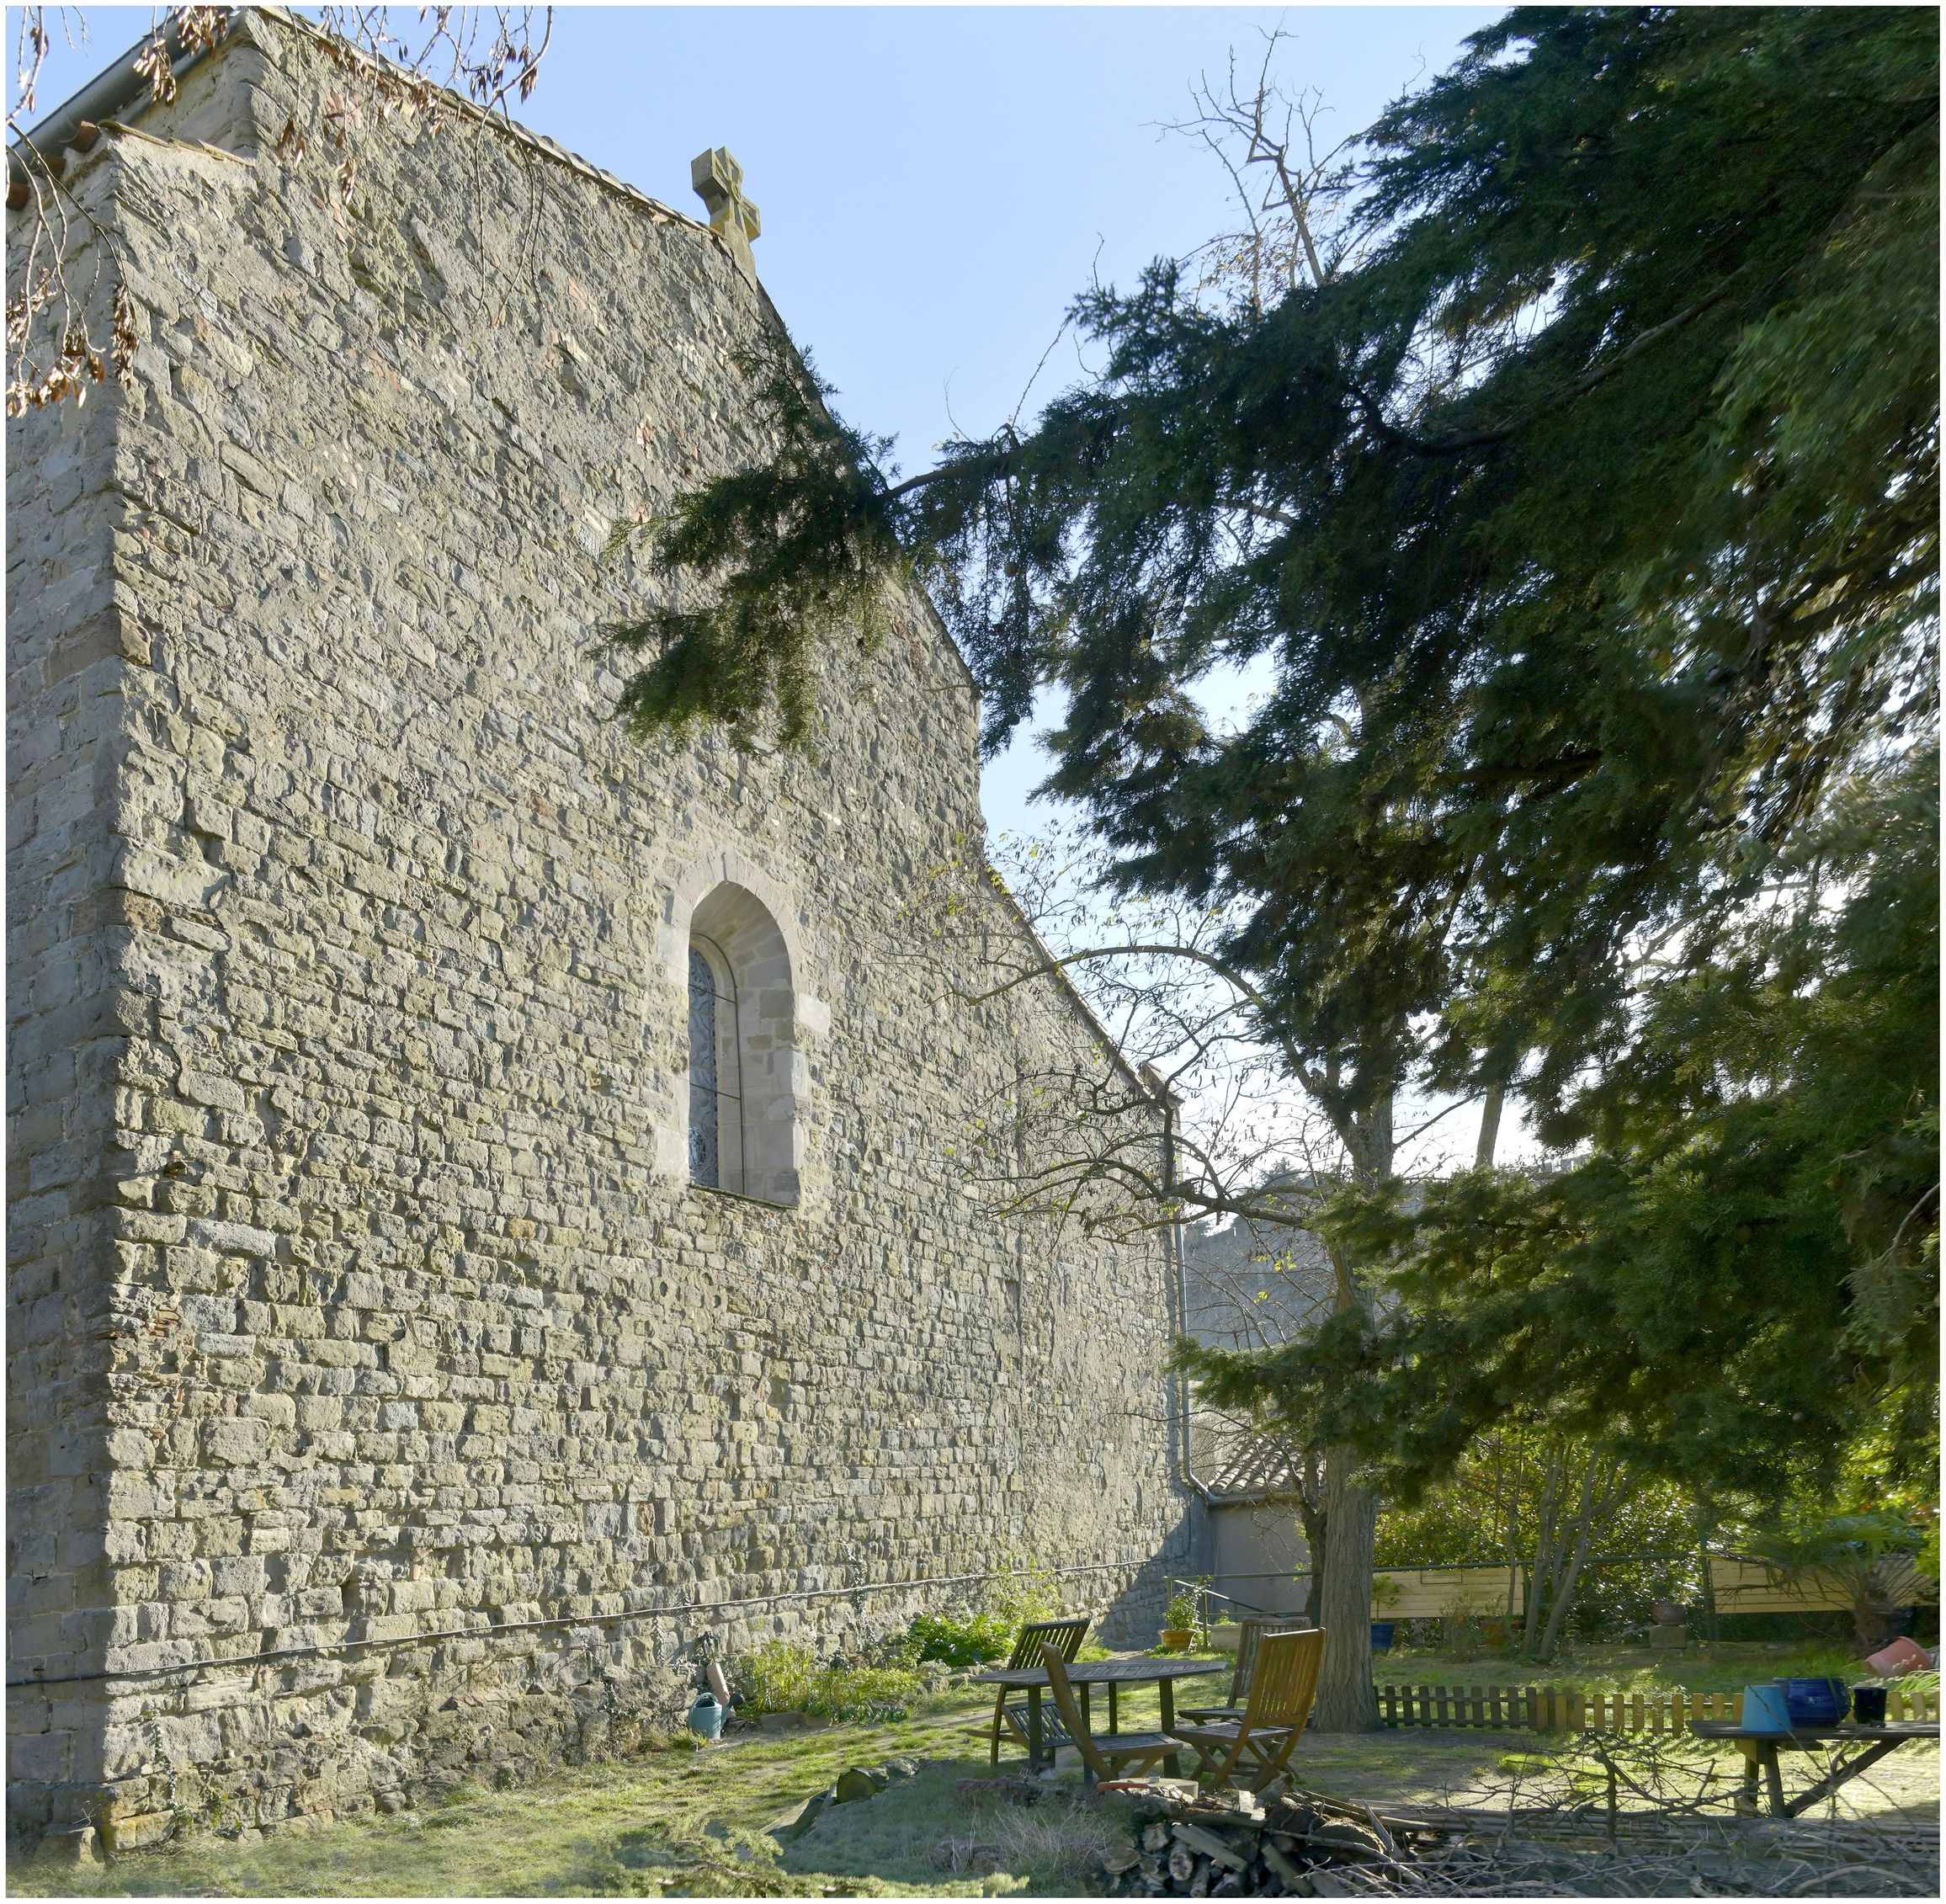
[1367,1641,1939,1829]
[10,1667,1938,1897]
[9,1690,1009,1901]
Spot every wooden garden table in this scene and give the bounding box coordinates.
[1688,1721,1939,1817]
[971,1655,1229,1774]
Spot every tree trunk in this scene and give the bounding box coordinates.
[1537,1460,1600,1662]
[1303,1559,1325,1627]
[1343,1098,1394,1192]
[1295,1455,1327,1627]
[1537,1526,1593,1662]
[1474,1083,1504,1170]
[1537,1458,1637,1662]
[1311,1447,1380,1731]
[1305,1088,1392,1731]
[1521,1444,1562,1657]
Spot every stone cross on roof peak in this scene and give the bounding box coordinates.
[691,146,761,284]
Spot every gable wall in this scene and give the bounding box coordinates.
[6,14,1190,1848]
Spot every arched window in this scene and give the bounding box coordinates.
[685,883,800,1205]
[686,939,740,1189]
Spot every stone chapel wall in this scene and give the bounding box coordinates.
[6,209,136,1830]
[6,12,1192,1848]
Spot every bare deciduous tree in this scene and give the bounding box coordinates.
[894,819,1503,1726]
[1163,25,1366,313]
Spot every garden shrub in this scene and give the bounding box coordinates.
[907,1609,1018,1670]
[734,1640,924,1721]
[1438,1596,1487,1662]
[907,1559,1065,1668]
[986,1558,1061,1627]
[856,1624,923,1669]
[811,1663,923,1722]
[738,1640,820,1715]
[740,1563,1066,1716]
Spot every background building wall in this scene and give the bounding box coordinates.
[1178,1202,1330,1621]
[6,13,1189,1848]
[1207,1507,1311,1619]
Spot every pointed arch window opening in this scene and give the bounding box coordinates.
[682,880,801,1208]
[687,933,747,1193]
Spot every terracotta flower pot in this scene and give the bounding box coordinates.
[1160,1627,1193,1652]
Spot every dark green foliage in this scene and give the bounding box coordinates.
[603,341,918,748]
[904,1611,1013,1673]
[610,8,1938,1499]
[1183,748,1938,1503]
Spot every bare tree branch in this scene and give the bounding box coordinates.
[7,4,552,413]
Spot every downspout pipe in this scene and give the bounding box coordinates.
[1144,1063,1214,1518]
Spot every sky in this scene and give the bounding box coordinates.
[19,4,1497,842]
[19,5,1499,468]
[17,3,1518,1169]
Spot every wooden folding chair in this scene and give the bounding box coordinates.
[1041,1645,1178,1784]
[970,1616,1091,1765]
[1168,1627,1324,1791]
[1177,1615,1314,1723]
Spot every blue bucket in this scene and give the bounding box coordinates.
[1369,1622,1396,1652]
[1779,1678,1848,1726]
[1741,1683,1792,1733]
[688,1692,725,1741]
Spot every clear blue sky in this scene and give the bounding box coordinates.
[24,7,1497,475]
[21,4,1500,833]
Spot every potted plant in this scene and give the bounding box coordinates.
[1161,1583,1201,1651]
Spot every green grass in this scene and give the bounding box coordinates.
[11,1664,1936,1897]
[8,1693,981,1900]
[9,1690,1130,1900]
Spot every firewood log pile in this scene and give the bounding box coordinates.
[1093,1782,1941,1897]
[1095,1786,1449,1897]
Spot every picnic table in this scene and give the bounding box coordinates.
[1688,1720,1940,1817]
[971,1654,1229,1773]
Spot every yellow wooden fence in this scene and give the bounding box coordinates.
[1373,1566,1523,1619]
[1379,1681,1942,1732]
[1706,1555,1940,1614]
[1367,1556,1941,1619]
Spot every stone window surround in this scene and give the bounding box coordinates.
[657,846,829,1207]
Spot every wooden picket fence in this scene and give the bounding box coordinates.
[1379,1681,1942,1733]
